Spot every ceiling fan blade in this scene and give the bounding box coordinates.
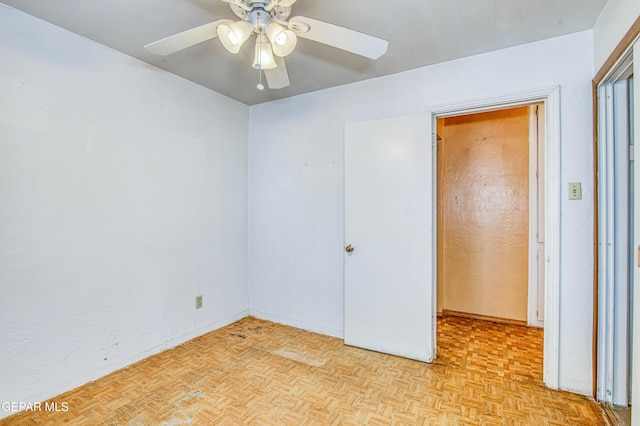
[219,0,252,9]
[264,56,290,89]
[289,16,388,60]
[144,19,233,56]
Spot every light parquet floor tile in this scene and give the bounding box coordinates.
[2,316,606,425]
[436,316,544,385]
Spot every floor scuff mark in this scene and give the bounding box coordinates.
[273,348,326,367]
[161,390,205,426]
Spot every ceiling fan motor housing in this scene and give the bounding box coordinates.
[248,8,272,32]
[232,0,292,21]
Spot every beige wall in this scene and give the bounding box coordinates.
[438,107,530,322]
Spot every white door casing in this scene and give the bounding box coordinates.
[428,86,561,389]
[529,104,546,328]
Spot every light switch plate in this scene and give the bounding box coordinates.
[568,182,582,200]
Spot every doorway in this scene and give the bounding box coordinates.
[436,104,545,327]
[428,87,560,388]
[434,104,546,381]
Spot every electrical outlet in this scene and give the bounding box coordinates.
[568,182,582,200]
[195,295,203,309]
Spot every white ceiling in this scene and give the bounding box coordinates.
[1,0,607,105]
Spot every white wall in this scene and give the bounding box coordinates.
[593,0,640,71]
[249,31,595,395]
[0,6,249,418]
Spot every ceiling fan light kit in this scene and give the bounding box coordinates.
[253,35,278,70]
[218,20,252,53]
[265,22,297,57]
[144,0,389,90]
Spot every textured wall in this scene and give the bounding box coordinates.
[440,107,530,322]
[0,6,249,418]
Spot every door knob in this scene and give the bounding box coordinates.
[345,244,354,253]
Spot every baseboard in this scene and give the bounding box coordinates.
[442,309,528,327]
[249,310,343,339]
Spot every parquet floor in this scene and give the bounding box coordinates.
[2,316,606,425]
[436,316,544,385]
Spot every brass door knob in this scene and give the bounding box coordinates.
[345,244,354,253]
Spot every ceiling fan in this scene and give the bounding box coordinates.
[144,0,389,90]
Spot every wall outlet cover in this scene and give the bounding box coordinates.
[568,182,582,200]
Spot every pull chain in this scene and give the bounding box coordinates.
[257,69,264,90]
[257,32,264,90]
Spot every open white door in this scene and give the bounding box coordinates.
[344,113,434,362]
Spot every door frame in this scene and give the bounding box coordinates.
[595,56,634,406]
[426,86,561,389]
[592,16,640,408]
